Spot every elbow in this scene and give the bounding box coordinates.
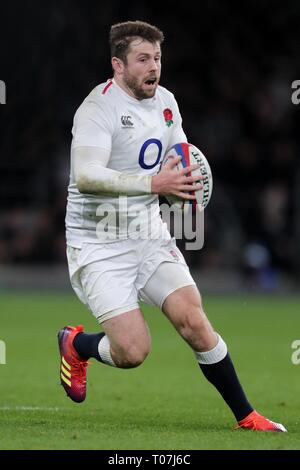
[75,174,90,194]
[74,169,116,195]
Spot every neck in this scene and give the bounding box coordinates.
[113,75,138,100]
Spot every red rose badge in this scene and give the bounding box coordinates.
[163,108,173,127]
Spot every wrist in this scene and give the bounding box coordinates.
[151,175,159,194]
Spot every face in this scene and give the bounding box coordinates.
[114,39,161,100]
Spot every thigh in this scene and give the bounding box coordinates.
[139,261,195,309]
[101,308,151,355]
[73,241,140,323]
[80,261,139,323]
[137,236,188,291]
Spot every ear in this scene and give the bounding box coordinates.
[111,57,124,75]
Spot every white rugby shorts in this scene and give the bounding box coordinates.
[67,237,195,324]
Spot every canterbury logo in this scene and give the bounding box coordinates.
[121,115,133,127]
[61,356,71,387]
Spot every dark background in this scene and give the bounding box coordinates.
[1,0,300,291]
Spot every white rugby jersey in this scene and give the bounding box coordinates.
[66,78,187,247]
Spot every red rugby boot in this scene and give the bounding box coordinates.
[235,410,287,432]
[58,325,89,403]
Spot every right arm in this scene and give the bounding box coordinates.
[74,146,202,199]
[73,146,152,196]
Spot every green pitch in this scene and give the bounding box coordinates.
[0,292,299,450]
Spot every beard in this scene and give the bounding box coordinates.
[123,70,157,100]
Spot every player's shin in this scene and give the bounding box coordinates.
[194,334,253,422]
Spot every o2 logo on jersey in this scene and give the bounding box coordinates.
[139,138,162,169]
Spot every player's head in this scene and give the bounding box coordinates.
[110,20,164,100]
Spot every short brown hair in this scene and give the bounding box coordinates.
[109,20,164,63]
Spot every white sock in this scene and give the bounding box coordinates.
[98,335,116,367]
[194,333,228,364]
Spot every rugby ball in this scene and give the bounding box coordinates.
[162,142,213,212]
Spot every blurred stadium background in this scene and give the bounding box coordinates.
[1,1,300,293]
[1,0,300,451]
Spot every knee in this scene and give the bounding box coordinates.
[174,296,204,332]
[125,345,150,368]
[114,341,151,368]
[176,305,214,348]
[179,310,208,339]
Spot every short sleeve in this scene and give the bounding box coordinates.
[71,100,114,151]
